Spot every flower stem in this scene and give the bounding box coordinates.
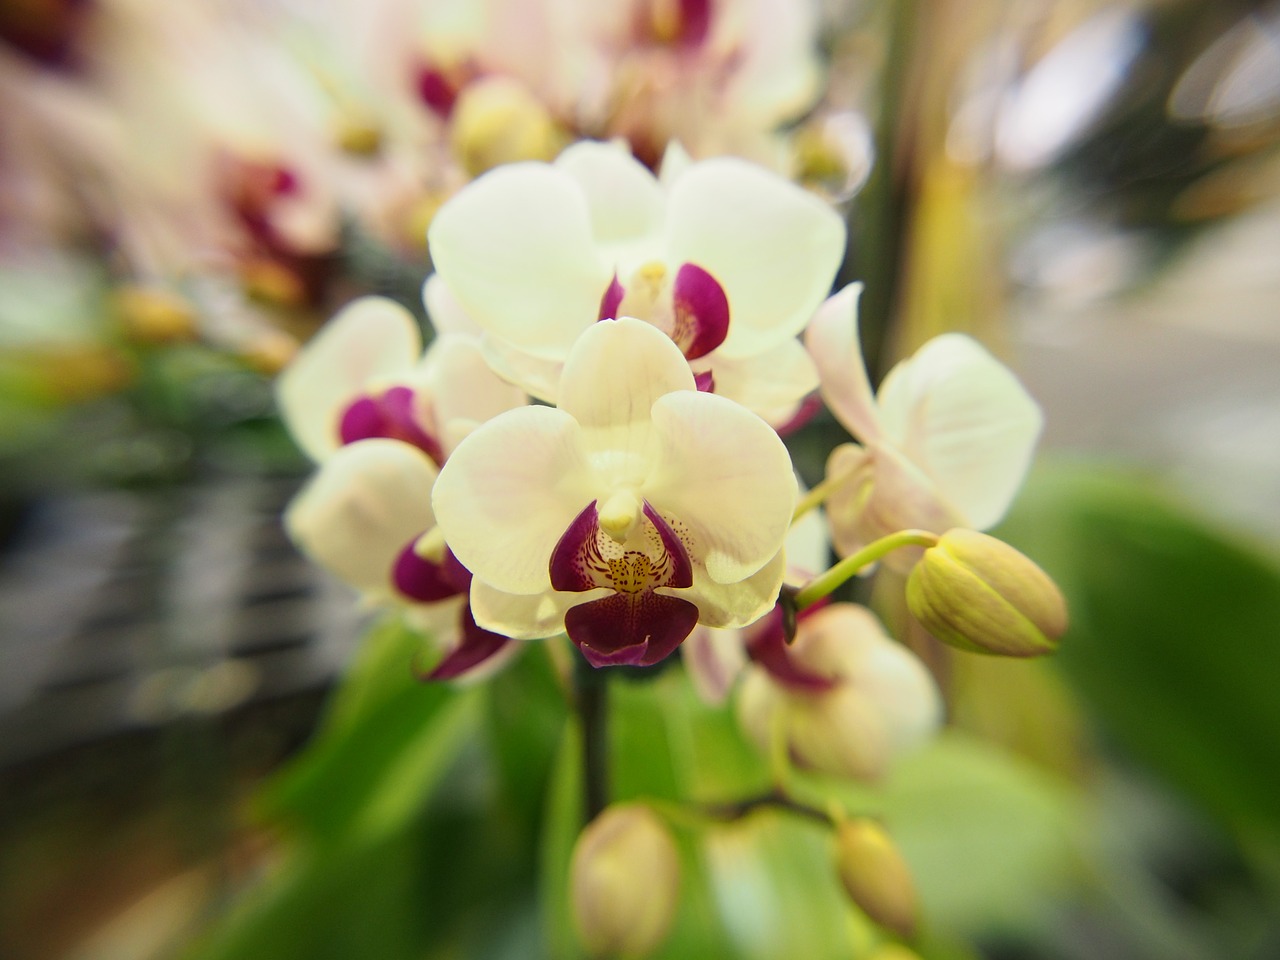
[651,790,842,830]
[792,472,843,522]
[574,653,610,823]
[793,529,938,610]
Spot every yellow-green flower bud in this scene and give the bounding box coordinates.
[113,284,198,345]
[570,803,680,959]
[450,77,564,177]
[906,529,1067,657]
[834,818,919,939]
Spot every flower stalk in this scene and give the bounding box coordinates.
[793,529,939,610]
[575,652,611,822]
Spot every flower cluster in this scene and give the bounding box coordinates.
[277,136,1059,770]
[275,134,1066,954]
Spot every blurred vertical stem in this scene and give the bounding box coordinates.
[844,0,918,382]
[574,653,610,822]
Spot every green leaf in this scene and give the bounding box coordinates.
[539,718,585,960]
[257,619,481,846]
[879,732,1081,935]
[484,643,571,838]
[998,466,1280,843]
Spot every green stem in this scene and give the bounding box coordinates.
[792,471,844,522]
[574,653,610,823]
[651,790,839,831]
[793,529,938,610]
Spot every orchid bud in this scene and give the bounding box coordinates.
[907,529,1067,657]
[449,76,563,177]
[570,803,680,959]
[334,109,382,157]
[834,819,918,940]
[114,284,198,345]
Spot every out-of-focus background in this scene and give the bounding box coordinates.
[2,1,1279,958]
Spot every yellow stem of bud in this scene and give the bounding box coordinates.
[794,529,939,610]
[791,460,865,523]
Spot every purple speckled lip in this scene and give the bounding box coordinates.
[743,603,838,692]
[550,499,699,667]
[338,386,444,465]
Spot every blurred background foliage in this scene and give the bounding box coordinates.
[3,0,1280,958]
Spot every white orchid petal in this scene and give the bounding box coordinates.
[657,140,694,188]
[276,297,421,461]
[676,549,787,629]
[559,317,694,481]
[709,337,819,420]
[469,578,591,640]
[805,603,943,756]
[402,594,463,638]
[432,406,597,594]
[285,439,437,598]
[665,158,845,357]
[554,140,666,266]
[427,163,611,359]
[804,283,881,442]
[647,390,795,583]
[846,635,944,759]
[481,337,565,404]
[882,334,1043,530]
[421,334,526,457]
[787,687,890,780]
[827,440,961,569]
[422,274,481,338]
[779,603,941,779]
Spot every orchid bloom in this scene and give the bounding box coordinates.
[275,295,524,465]
[425,139,845,425]
[285,439,515,681]
[736,602,942,781]
[805,283,1044,567]
[432,318,797,667]
[590,0,825,165]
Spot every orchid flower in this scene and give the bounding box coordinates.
[285,439,515,681]
[736,602,943,781]
[432,317,797,668]
[805,283,1044,567]
[589,0,825,164]
[426,139,845,425]
[275,295,525,464]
